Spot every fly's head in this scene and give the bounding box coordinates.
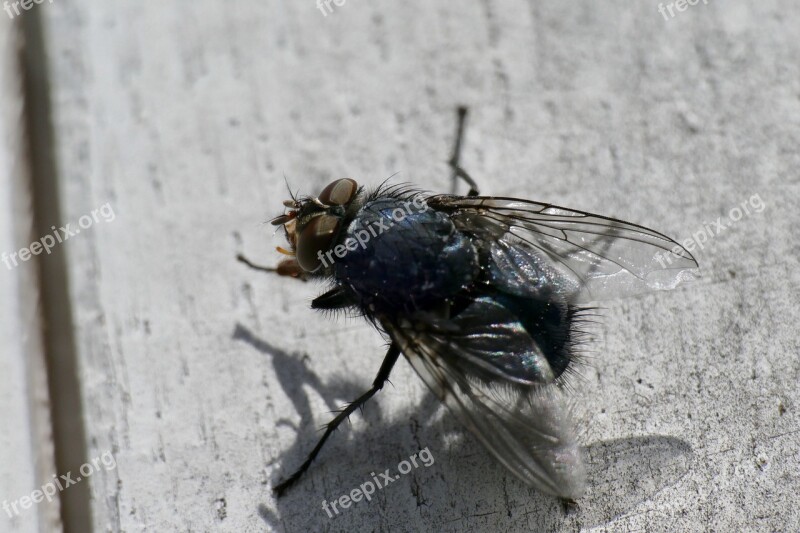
[270,178,361,278]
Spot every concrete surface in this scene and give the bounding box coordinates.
[1,0,799,531]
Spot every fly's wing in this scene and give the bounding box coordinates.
[427,195,698,303]
[384,318,586,499]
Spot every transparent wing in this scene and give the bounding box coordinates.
[428,195,698,303]
[385,319,586,499]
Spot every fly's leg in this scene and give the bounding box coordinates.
[237,253,308,281]
[273,342,402,496]
[449,106,480,197]
[454,166,481,197]
[237,254,277,274]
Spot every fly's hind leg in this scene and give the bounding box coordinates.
[448,106,480,197]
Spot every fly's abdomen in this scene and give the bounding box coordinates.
[334,197,479,313]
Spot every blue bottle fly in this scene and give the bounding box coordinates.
[240,107,698,500]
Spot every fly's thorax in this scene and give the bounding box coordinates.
[332,196,480,314]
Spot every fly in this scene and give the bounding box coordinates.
[239,107,698,500]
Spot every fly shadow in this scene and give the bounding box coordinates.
[233,324,693,532]
[232,323,446,530]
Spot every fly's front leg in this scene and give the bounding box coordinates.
[237,253,308,281]
[273,342,402,496]
[448,106,480,197]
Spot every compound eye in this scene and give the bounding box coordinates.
[318,178,358,206]
[295,214,340,272]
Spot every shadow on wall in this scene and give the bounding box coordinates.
[233,324,693,531]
